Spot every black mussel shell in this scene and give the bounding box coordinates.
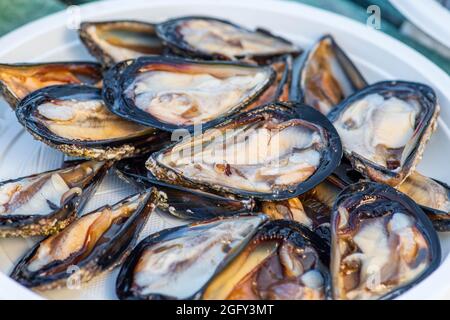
[102,56,275,132]
[156,16,299,63]
[331,181,441,300]
[10,189,158,290]
[147,102,342,200]
[16,84,169,160]
[0,62,102,109]
[116,214,268,300]
[79,20,165,68]
[328,81,439,186]
[203,220,331,300]
[0,161,109,237]
[290,34,367,115]
[115,156,255,220]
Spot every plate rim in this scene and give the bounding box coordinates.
[0,0,449,300]
[389,0,450,49]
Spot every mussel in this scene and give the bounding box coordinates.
[397,172,450,231]
[331,182,441,300]
[16,84,169,160]
[115,156,255,220]
[329,81,439,186]
[116,214,268,300]
[156,16,299,63]
[203,220,331,300]
[0,161,108,237]
[0,62,102,109]
[290,35,367,115]
[79,20,165,67]
[102,56,275,132]
[147,102,342,200]
[10,189,158,290]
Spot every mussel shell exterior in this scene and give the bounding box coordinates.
[0,62,102,109]
[79,20,165,67]
[156,16,300,63]
[290,34,367,115]
[102,56,275,132]
[116,214,268,300]
[328,81,439,186]
[115,157,255,220]
[147,102,342,200]
[10,189,158,290]
[331,181,441,299]
[0,161,109,237]
[16,84,169,160]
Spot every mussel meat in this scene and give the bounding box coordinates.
[291,35,367,115]
[0,160,108,237]
[16,84,169,160]
[102,56,275,131]
[331,182,441,299]
[10,189,158,290]
[0,62,102,109]
[329,81,439,186]
[147,102,342,200]
[79,20,165,67]
[156,16,299,63]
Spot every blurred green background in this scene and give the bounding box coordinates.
[0,0,448,73]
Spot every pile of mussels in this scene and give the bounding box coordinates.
[0,16,447,300]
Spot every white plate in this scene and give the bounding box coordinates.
[390,0,450,49]
[1,0,450,300]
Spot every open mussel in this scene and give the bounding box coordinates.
[79,20,165,67]
[0,161,108,237]
[397,172,450,231]
[102,56,275,132]
[115,156,255,220]
[147,102,342,200]
[16,84,169,160]
[156,16,299,63]
[291,35,367,115]
[331,182,441,300]
[10,189,158,290]
[203,220,331,300]
[0,62,102,109]
[116,214,268,300]
[329,81,439,186]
